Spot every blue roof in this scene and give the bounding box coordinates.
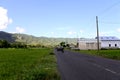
[98,36,120,41]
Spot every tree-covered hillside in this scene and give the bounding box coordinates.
[0,31,15,42]
[0,31,77,46]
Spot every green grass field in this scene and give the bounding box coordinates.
[0,48,60,80]
[74,50,120,60]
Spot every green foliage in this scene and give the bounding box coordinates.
[60,42,70,48]
[66,44,70,47]
[10,42,27,48]
[0,40,10,48]
[0,31,77,47]
[0,40,27,48]
[60,42,66,47]
[0,48,60,80]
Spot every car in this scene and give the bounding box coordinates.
[56,46,64,53]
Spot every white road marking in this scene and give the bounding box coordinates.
[105,68,117,74]
[92,63,120,76]
[92,63,101,68]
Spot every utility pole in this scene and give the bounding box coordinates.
[96,16,100,53]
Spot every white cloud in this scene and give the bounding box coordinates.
[9,18,13,24]
[51,32,54,34]
[67,30,84,35]
[0,7,12,30]
[117,28,120,32]
[67,31,77,35]
[56,27,65,30]
[56,27,72,31]
[16,27,25,33]
[99,31,113,36]
[80,30,84,34]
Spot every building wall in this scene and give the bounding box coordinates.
[86,43,98,50]
[78,42,86,50]
[101,41,120,48]
[78,42,101,50]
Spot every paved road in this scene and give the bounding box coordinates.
[55,50,120,80]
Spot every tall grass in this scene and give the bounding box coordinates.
[0,48,60,80]
[74,50,120,60]
[99,50,120,60]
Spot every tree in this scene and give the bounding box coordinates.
[66,44,70,47]
[0,40,10,48]
[0,40,3,48]
[10,42,27,48]
[60,42,66,47]
[2,40,10,48]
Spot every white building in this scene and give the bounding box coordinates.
[99,36,120,48]
[77,36,120,50]
[77,38,101,50]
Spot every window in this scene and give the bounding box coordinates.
[91,43,94,48]
[77,43,79,47]
[109,44,111,47]
[115,44,117,47]
[106,37,109,39]
[86,43,89,47]
[112,37,114,39]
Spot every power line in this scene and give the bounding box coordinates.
[99,0,120,16]
[99,21,120,24]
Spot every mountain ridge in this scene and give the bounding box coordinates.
[0,31,77,46]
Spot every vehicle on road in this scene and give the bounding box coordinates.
[56,46,64,53]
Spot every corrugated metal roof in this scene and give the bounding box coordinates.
[78,38,99,42]
[98,36,120,41]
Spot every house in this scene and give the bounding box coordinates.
[77,36,120,50]
[98,36,120,48]
[77,38,101,50]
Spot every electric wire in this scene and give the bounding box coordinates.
[98,0,120,25]
[99,0,120,16]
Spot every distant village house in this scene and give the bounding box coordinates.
[98,36,120,48]
[77,36,120,50]
[77,38,101,50]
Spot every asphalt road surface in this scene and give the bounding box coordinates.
[55,50,120,80]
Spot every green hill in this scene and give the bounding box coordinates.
[0,31,77,46]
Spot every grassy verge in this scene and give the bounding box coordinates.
[72,49,120,60]
[0,48,60,80]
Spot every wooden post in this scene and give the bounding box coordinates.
[96,16,100,53]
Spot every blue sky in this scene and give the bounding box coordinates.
[0,0,120,38]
